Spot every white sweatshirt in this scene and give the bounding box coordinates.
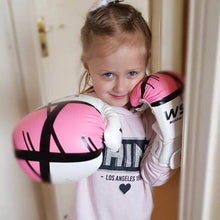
[67,106,174,220]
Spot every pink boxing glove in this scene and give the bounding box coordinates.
[130,71,184,169]
[13,95,122,183]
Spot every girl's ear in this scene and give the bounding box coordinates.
[81,55,89,72]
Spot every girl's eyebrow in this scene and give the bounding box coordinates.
[98,67,142,72]
[98,69,111,73]
[126,67,143,72]
[97,68,115,72]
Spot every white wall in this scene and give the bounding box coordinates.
[179,0,220,219]
[0,1,45,219]
[151,0,184,73]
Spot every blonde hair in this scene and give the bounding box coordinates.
[79,2,152,94]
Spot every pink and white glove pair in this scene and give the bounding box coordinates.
[130,71,184,169]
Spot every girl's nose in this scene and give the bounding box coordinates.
[113,77,126,93]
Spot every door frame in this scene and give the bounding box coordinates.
[178,0,220,219]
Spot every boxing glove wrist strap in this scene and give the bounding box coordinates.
[151,134,181,169]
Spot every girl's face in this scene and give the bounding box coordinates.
[82,36,147,107]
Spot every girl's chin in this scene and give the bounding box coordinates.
[107,99,129,107]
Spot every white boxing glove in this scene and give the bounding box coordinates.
[13,94,122,183]
[130,71,184,169]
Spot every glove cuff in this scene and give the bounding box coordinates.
[151,135,181,169]
[102,104,122,152]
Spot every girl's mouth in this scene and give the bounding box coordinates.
[110,94,127,100]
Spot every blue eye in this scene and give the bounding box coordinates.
[128,71,137,77]
[103,72,113,78]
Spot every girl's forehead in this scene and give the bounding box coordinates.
[85,32,146,60]
[85,42,147,72]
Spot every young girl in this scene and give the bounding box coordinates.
[68,1,177,219]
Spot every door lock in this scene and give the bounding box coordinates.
[37,17,49,57]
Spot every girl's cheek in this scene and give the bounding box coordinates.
[96,82,109,92]
[101,80,113,88]
[130,80,139,90]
